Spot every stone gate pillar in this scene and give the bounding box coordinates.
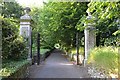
[117,19,120,79]
[84,12,96,66]
[20,7,32,60]
[0,18,2,75]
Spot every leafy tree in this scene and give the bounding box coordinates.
[1,1,27,60]
[31,2,88,50]
[86,2,120,46]
[2,1,23,18]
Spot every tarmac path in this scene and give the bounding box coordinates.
[29,49,90,78]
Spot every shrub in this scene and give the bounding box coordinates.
[40,49,50,54]
[2,17,27,60]
[9,37,27,60]
[68,47,84,55]
[87,46,119,75]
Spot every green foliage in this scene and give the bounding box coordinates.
[2,17,27,60]
[9,37,27,60]
[68,47,84,55]
[1,60,29,77]
[2,1,23,18]
[40,49,50,54]
[32,47,50,55]
[104,36,119,46]
[1,2,29,78]
[87,46,119,75]
[86,2,120,46]
[31,2,88,50]
[1,1,27,60]
[113,30,120,36]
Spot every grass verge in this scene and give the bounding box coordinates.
[87,46,119,78]
[1,60,29,77]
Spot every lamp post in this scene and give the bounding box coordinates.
[20,7,32,61]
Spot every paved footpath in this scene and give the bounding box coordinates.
[29,49,90,78]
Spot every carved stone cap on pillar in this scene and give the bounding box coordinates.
[20,7,31,21]
[84,11,96,29]
[86,26,96,30]
[20,14,31,20]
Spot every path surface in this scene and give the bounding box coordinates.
[29,49,90,78]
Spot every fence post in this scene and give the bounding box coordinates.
[76,31,79,65]
[37,33,40,65]
[0,18,2,76]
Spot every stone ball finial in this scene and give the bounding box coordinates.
[24,7,31,14]
[86,11,92,20]
[86,10,91,16]
[88,12,91,16]
[20,7,31,20]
